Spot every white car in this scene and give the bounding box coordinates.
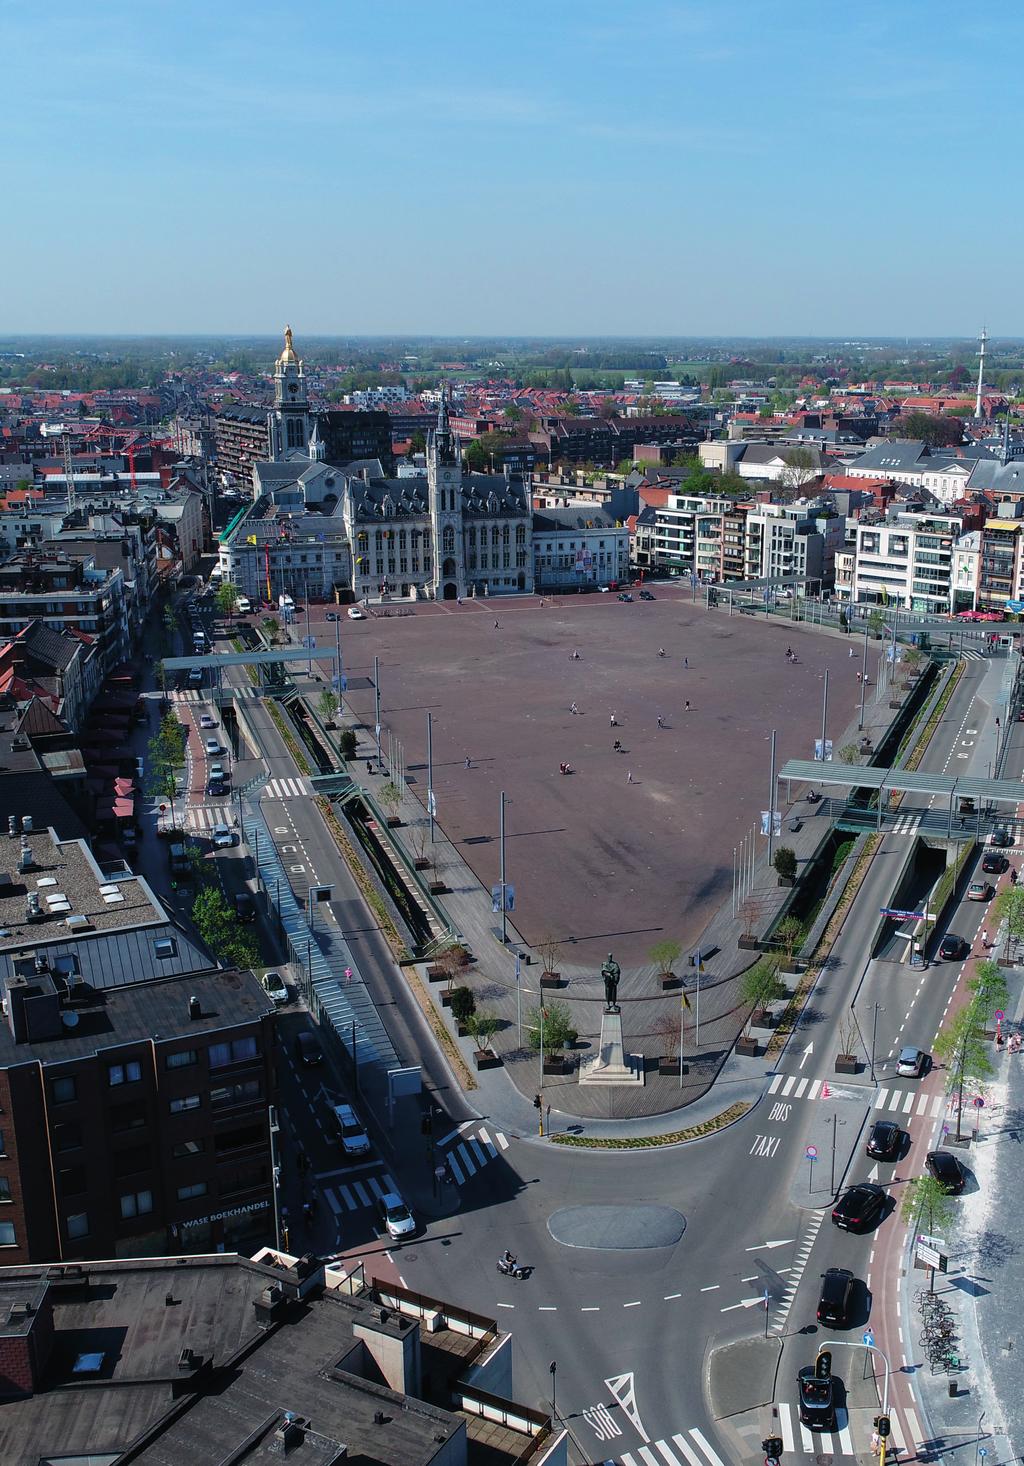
[378,1191,415,1239]
[261,970,289,1005]
[199,713,216,729]
[212,825,236,848]
[347,607,366,620]
[332,1102,371,1157]
[205,738,220,756]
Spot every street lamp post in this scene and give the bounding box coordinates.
[515,950,523,1048]
[766,729,777,866]
[498,790,508,944]
[268,1105,282,1251]
[870,1002,883,1084]
[426,710,435,844]
[373,654,382,771]
[859,625,869,729]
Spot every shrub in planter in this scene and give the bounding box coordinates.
[338,727,358,759]
[735,1035,760,1057]
[450,987,476,1025]
[527,999,574,1055]
[773,846,797,882]
[648,938,682,984]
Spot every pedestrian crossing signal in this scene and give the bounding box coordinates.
[761,1438,782,1459]
[877,1415,891,1438]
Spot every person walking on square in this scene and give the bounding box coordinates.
[684,700,691,712]
[610,711,617,726]
[627,770,633,783]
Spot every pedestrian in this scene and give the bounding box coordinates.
[1012,867,1019,886]
[849,646,854,658]
[610,712,617,726]
[657,715,664,728]
[456,595,462,605]
[684,657,688,668]
[684,700,690,712]
[982,928,990,949]
[627,770,633,783]
[465,756,471,769]
[570,702,578,715]
[494,619,499,629]
[366,759,373,775]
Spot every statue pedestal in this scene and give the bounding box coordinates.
[579,1008,645,1087]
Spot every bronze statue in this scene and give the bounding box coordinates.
[601,952,621,1012]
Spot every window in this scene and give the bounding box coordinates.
[166,1049,198,1070]
[58,1165,87,1195]
[113,1145,150,1178]
[0,1221,15,1247]
[221,1162,267,1196]
[108,1060,142,1087]
[176,1181,207,1202]
[210,1036,259,1068]
[153,938,177,959]
[55,1122,82,1152]
[51,1076,76,1105]
[66,1213,89,1240]
[211,1078,261,1110]
[119,1189,154,1220]
[0,1177,10,1203]
[173,1138,205,1158]
[0,1130,5,1157]
[442,525,455,555]
[169,1094,201,1114]
[111,1102,146,1132]
[215,1123,264,1154]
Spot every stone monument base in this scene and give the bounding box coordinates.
[579,1008,645,1087]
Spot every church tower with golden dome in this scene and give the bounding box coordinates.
[269,324,310,458]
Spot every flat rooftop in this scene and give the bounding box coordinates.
[0,826,161,951]
[0,968,270,1067]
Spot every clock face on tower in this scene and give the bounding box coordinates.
[442,472,451,482]
[288,383,297,394]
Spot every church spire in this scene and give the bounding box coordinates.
[437,381,450,435]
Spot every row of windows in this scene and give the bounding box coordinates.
[49,1037,261,1106]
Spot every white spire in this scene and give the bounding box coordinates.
[974,326,988,421]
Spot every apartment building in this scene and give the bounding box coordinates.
[532,506,630,589]
[977,518,1024,613]
[852,510,962,613]
[0,553,130,674]
[743,502,830,585]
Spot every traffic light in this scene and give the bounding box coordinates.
[815,1349,832,1379]
[533,1093,542,1109]
[761,1437,783,1461]
[877,1415,891,1439]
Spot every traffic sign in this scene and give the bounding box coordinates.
[973,1096,985,1108]
[863,1329,875,1347]
[995,1009,1005,1022]
[805,1145,818,1159]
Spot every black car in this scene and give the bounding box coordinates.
[797,1365,836,1431]
[638,589,655,601]
[991,827,1013,846]
[294,1030,323,1066]
[617,592,633,602]
[866,1120,903,1161]
[816,1267,855,1327]
[233,892,256,923]
[925,1150,966,1195]
[938,933,968,960]
[832,1182,887,1232]
[982,851,1009,874]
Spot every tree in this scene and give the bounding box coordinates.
[215,581,239,619]
[379,781,402,819]
[526,1000,576,1054]
[653,1011,681,1060]
[838,742,860,765]
[838,608,849,632]
[991,888,1024,958]
[192,887,260,969]
[933,985,997,1141]
[537,936,562,978]
[449,986,476,1024]
[463,438,490,473]
[900,1174,956,1246]
[262,615,280,644]
[410,431,427,456]
[740,955,784,1035]
[469,1011,500,1051]
[146,712,185,826]
[162,604,178,651]
[504,404,523,423]
[648,938,682,977]
[317,688,339,725]
[896,411,965,448]
[773,846,797,880]
[867,609,885,638]
[773,915,802,959]
[338,727,358,760]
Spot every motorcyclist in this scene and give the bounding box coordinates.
[500,1249,517,1272]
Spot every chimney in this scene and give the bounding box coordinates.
[7,817,16,839]
[6,974,61,1045]
[21,816,32,834]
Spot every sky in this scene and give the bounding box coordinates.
[3,0,1022,337]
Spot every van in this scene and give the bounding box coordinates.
[236,596,252,614]
[331,1102,371,1157]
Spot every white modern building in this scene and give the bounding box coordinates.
[532,506,630,589]
[852,510,963,613]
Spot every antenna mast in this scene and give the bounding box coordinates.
[974,326,988,421]
[61,432,76,513]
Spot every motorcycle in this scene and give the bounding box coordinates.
[496,1257,527,1280]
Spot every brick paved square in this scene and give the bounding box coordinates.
[339,593,859,970]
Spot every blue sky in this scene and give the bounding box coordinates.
[3,0,1021,336]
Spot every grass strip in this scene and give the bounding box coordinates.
[549,1101,750,1148]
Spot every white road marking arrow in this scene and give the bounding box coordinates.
[799,1042,814,1069]
[745,1239,794,1251]
[604,1372,649,1444]
[866,1164,879,1182]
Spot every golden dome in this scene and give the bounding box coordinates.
[277,324,298,366]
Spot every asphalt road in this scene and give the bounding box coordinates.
[182,602,1017,1464]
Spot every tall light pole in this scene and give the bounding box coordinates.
[373,654,382,771]
[268,1105,282,1251]
[869,1002,884,1084]
[820,669,829,763]
[499,790,508,944]
[426,710,435,844]
[515,950,523,1047]
[858,624,869,730]
[766,729,777,866]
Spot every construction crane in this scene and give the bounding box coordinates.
[61,432,75,513]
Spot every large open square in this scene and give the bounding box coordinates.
[335,593,860,970]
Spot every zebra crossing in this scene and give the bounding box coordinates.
[874,1085,948,1119]
[615,1427,726,1466]
[185,805,232,831]
[890,809,922,833]
[439,1124,509,1186]
[175,686,261,702]
[264,776,313,800]
[321,1169,399,1216]
[772,1400,911,1460]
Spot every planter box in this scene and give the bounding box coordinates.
[543,1056,572,1075]
[414,857,431,870]
[540,971,562,988]
[440,991,454,1009]
[776,875,795,888]
[734,1036,760,1058]
[948,1133,972,1148]
[426,966,447,983]
[474,1049,502,1071]
[658,1056,688,1076]
[834,1054,860,1074]
[737,936,763,951]
[750,1009,776,1030]
[456,1021,472,1037]
[429,881,448,895]
[386,815,403,828]
[659,972,679,989]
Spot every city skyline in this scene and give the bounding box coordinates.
[5,0,1022,336]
